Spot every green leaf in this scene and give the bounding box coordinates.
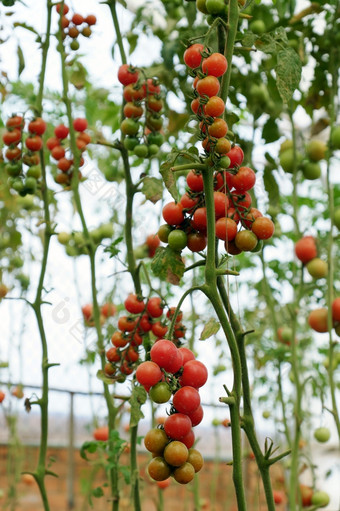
[127,32,138,55]
[92,487,104,498]
[275,48,301,103]
[80,441,98,460]
[129,384,147,428]
[13,22,40,40]
[69,62,87,90]
[225,111,240,130]
[160,158,179,203]
[242,33,257,47]
[151,246,185,285]
[263,166,280,210]
[103,237,123,258]
[17,45,25,77]
[199,318,221,340]
[167,110,190,134]
[262,118,280,144]
[120,465,131,484]
[96,369,116,385]
[141,177,163,204]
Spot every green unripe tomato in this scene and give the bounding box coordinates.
[196,0,209,13]
[262,411,270,419]
[134,144,149,158]
[124,137,139,151]
[334,207,340,230]
[73,231,85,245]
[57,231,72,245]
[311,491,330,508]
[330,126,340,149]
[158,224,173,243]
[26,165,41,179]
[70,39,80,51]
[5,163,21,177]
[302,161,321,180]
[212,418,220,427]
[219,156,231,169]
[11,179,24,192]
[148,144,159,156]
[250,19,266,35]
[65,244,79,257]
[206,0,225,14]
[250,239,263,253]
[25,177,37,194]
[11,256,24,268]
[168,229,188,251]
[279,148,302,173]
[147,132,164,147]
[313,427,331,443]
[149,382,172,404]
[121,118,139,136]
[279,139,293,154]
[104,166,117,182]
[98,223,114,239]
[306,139,327,162]
[306,258,328,279]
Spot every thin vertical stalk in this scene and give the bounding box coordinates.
[30,2,53,509]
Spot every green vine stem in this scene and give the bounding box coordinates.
[28,2,54,509]
[56,11,120,510]
[199,166,247,511]
[216,277,277,511]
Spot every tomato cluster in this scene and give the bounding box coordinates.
[156,45,275,255]
[56,3,96,51]
[118,65,164,158]
[46,118,90,186]
[2,115,46,195]
[137,340,207,484]
[104,295,187,381]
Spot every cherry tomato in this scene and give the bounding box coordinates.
[57,157,72,172]
[138,313,152,332]
[173,462,195,484]
[106,347,121,363]
[202,53,228,77]
[332,297,340,322]
[93,426,109,441]
[25,135,43,152]
[148,457,171,481]
[178,347,195,365]
[124,293,145,314]
[123,83,145,102]
[183,43,204,68]
[173,386,201,414]
[164,441,188,467]
[196,76,220,97]
[149,382,172,404]
[147,297,163,318]
[251,217,275,240]
[204,95,225,117]
[150,339,178,371]
[235,230,258,251]
[111,331,129,348]
[168,230,188,251]
[295,236,317,264]
[6,115,24,130]
[187,232,207,252]
[72,13,84,25]
[118,64,139,86]
[54,124,69,139]
[151,321,168,338]
[5,146,21,161]
[186,404,204,427]
[186,170,204,192]
[28,117,46,135]
[123,102,144,119]
[231,166,256,192]
[179,360,208,388]
[164,413,192,440]
[180,429,195,449]
[2,129,21,145]
[187,448,204,473]
[85,14,97,25]
[144,428,169,454]
[73,118,88,132]
[162,202,184,226]
[136,361,162,387]
[192,207,207,231]
[226,145,244,168]
[215,217,237,241]
[308,308,328,333]
[51,145,66,160]
[214,191,229,218]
